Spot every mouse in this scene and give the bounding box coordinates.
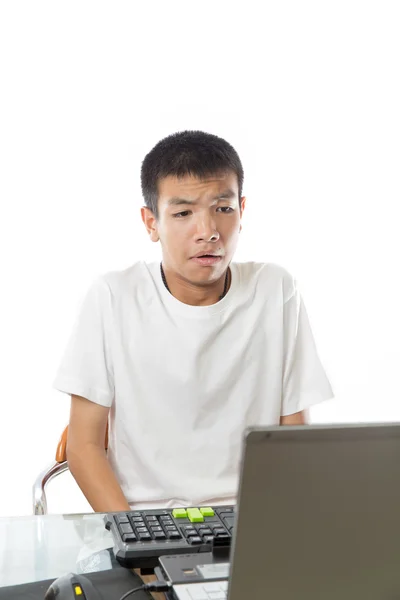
[44,572,102,600]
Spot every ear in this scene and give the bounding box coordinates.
[141,207,159,242]
[239,196,246,231]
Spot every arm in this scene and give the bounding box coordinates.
[67,394,131,513]
[281,275,334,418]
[280,410,308,425]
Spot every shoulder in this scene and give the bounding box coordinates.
[234,261,297,304]
[87,261,157,303]
[102,260,153,288]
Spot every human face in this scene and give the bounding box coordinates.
[142,171,245,287]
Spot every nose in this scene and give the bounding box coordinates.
[195,213,220,243]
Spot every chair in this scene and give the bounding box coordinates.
[33,424,109,515]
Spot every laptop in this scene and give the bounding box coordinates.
[168,423,400,600]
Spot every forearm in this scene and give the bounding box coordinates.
[280,409,308,425]
[67,443,131,513]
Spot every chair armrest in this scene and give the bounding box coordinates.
[32,461,69,515]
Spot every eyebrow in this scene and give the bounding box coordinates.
[167,188,237,206]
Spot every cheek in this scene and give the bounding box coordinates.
[162,224,191,251]
[221,218,241,239]
[170,221,196,241]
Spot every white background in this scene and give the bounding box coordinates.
[0,1,399,517]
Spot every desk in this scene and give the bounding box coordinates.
[0,513,165,599]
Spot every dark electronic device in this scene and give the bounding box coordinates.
[104,505,235,570]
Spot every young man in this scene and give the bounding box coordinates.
[53,130,333,514]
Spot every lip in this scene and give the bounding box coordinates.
[191,256,223,266]
[192,250,222,258]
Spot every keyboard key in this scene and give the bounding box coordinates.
[172,508,188,518]
[188,587,209,600]
[204,583,224,592]
[207,591,226,599]
[119,523,134,534]
[167,531,182,539]
[131,521,145,529]
[161,520,174,527]
[198,527,213,536]
[122,533,137,543]
[189,536,202,545]
[146,516,158,522]
[165,525,178,531]
[199,507,215,517]
[202,535,214,543]
[132,516,145,523]
[187,587,209,600]
[136,527,149,533]
[212,527,226,535]
[115,514,129,524]
[150,526,163,532]
[137,532,152,541]
[182,528,197,538]
[187,508,204,523]
[153,532,166,540]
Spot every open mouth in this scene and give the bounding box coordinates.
[191,255,222,265]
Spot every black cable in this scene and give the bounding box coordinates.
[118,580,172,600]
[118,585,143,600]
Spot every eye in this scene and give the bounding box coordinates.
[173,211,191,218]
[217,207,234,213]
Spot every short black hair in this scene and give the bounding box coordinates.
[140,130,244,218]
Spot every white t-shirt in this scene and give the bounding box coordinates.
[53,261,333,510]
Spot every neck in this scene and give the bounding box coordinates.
[161,264,230,306]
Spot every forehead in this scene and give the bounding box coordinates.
[157,171,239,202]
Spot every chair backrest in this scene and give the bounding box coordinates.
[55,423,109,463]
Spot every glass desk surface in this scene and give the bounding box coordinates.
[0,513,115,587]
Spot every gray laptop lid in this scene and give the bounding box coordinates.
[228,423,400,600]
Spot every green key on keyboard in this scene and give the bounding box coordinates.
[200,507,215,517]
[187,508,204,522]
[172,509,188,518]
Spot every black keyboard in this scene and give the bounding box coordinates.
[104,505,235,569]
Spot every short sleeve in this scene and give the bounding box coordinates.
[281,283,334,416]
[53,277,114,407]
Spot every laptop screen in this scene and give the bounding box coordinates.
[228,423,400,600]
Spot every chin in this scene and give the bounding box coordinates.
[188,260,226,279]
